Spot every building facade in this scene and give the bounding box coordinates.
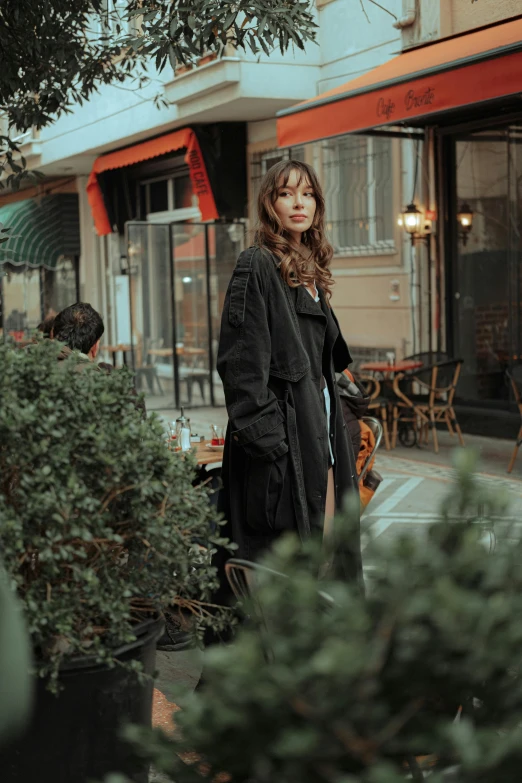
[277,0,522,436]
[2,1,520,431]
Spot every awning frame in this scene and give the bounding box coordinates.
[87,127,219,236]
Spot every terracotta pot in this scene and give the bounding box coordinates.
[175,64,193,76]
[197,53,217,66]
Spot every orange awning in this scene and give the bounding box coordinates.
[277,17,522,147]
[87,128,219,235]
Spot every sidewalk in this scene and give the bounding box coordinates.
[154,404,522,555]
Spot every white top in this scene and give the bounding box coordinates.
[305,284,335,466]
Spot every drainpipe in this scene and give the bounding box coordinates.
[393,1,417,29]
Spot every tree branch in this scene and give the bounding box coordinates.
[364,0,398,21]
[359,0,370,23]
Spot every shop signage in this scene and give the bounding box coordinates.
[404,86,435,111]
[377,85,436,120]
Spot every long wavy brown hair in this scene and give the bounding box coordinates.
[255,159,334,300]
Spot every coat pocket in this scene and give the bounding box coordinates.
[245,453,288,533]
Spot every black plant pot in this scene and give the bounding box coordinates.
[0,616,164,783]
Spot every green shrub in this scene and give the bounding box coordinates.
[0,340,229,688]
[120,454,522,782]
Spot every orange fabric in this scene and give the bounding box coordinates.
[277,17,522,146]
[360,483,375,513]
[357,420,375,477]
[86,128,219,235]
[358,421,377,512]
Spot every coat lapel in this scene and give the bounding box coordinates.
[295,284,326,317]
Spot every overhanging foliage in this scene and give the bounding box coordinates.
[0,0,316,187]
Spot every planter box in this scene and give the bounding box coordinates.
[0,617,164,783]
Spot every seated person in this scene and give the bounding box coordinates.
[52,302,104,365]
[53,302,146,416]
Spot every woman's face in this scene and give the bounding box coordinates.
[272,169,317,243]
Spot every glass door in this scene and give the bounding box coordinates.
[124,220,244,410]
[125,222,174,410]
[172,223,210,407]
[452,125,522,407]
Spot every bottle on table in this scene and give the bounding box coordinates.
[175,408,192,452]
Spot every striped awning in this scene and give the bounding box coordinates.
[0,194,80,270]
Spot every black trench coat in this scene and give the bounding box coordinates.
[217,246,361,581]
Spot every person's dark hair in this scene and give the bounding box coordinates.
[255,160,334,300]
[37,314,56,338]
[52,302,104,355]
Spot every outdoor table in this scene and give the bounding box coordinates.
[360,360,423,377]
[360,360,424,449]
[169,439,223,467]
[193,441,224,467]
[104,343,132,367]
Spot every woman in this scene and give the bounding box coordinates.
[217,160,361,581]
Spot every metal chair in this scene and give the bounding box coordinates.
[358,374,391,450]
[224,558,334,621]
[507,365,522,473]
[135,336,164,394]
[391,359,465,453]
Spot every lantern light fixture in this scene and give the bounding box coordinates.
[457,203,474,245]
[402,203,423,235]
[398,202,427,242]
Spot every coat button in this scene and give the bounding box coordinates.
[233,435,239,441]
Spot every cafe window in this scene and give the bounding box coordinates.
[138,172,196,219]
[0,258,79,336]
[1,265,41,333]
[42,257,80,315]
[322,135,394,254]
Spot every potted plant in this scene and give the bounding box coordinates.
[197,51,217,67]
[175,63,194,76]
[117,453,522,782]
[0,339,229,783]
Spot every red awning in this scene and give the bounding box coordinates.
[277,17,522,147]
[87,128,219,235]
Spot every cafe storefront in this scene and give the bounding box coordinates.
[277,15,522,436]
[86,123,247,411]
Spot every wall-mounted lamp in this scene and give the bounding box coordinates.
[457,203,474,246]
[398,202,432,244]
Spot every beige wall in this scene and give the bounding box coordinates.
[332,271,413,357]
[0,177,77,207]
[402,0,521,49]
[440,0,521,38]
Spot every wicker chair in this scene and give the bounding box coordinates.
[391,359,465,453]
[358,374,391,450]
